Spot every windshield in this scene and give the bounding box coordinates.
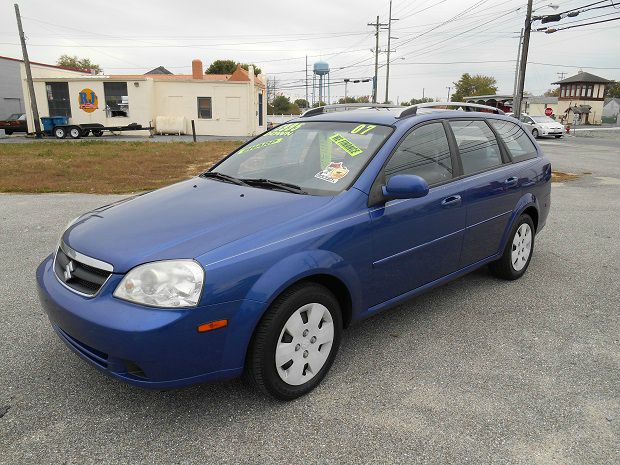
[5,114,21,121]
[531,116,554,123]
[212,121,393,195]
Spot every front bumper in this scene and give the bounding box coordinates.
[37,254,265,389]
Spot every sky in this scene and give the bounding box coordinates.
[2,0,619,103]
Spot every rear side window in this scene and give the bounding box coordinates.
[489,120,537,162]
[449,120,502,175]
[384,122,453,185]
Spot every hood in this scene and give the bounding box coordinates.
[64,178,333,273]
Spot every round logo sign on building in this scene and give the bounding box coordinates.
[544,107,553,117]
[79,88,98,113]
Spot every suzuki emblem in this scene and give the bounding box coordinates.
[63,261,75,281]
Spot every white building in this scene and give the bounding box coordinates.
[21,59,267,136]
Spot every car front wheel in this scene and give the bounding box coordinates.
[489,213,535,280]
[247,283,342,400]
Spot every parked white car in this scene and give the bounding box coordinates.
[507,113,565,139]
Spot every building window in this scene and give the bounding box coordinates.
[561,86,566,97]
[197,97,212,119]
[104,82,129,117]
[45,82,71,118]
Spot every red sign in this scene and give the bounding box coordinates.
[544,107,553,117]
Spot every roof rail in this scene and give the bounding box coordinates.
[301,103,401,118]
[398,102,505,118]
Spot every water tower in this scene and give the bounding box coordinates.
[312,61,330,106]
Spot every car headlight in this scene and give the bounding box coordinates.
[114,260,204,308]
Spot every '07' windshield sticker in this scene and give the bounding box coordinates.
[314,162,350,184]
[270,122,304,136]
[238,138,283,153]
[329,133,363,157]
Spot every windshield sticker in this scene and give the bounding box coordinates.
[270,122,304,137]
[351,124,377,135]
[329,133,364,157]
[238,138,283,153]
[314,162,350,184]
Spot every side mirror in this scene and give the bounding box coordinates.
[382,174,429,200]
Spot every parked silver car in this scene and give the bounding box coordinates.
[507,113,565,139]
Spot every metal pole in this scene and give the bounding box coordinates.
[514,0,533,118]
[385,0,393,103]
[446,86,451,101]
[305,55,309,106]
[344,79,349,103]
[15,3,42,138]
[512,28,524,111]
[368,16,384,104]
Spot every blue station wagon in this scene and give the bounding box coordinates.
[37,102,551,400]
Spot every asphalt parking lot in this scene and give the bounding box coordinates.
[1,136,618,464]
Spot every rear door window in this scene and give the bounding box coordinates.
[449,120,503,175]
[489,119,537,162]
[384,122,453,185]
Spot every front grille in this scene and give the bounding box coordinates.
[54,245,112,296]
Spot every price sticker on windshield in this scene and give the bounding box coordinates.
[329,133,363,157]
[238,138,283,153]
[270,122,303,137]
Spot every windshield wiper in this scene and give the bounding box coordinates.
[200,171,249,186]
[241,178,308,195]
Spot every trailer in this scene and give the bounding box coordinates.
[51,123,153,139]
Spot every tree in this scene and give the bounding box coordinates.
[337,97,358,104]
[544,88,560,97]
[57,55,101,73]
[294,99,309,109]
[272,95,293,114]
[401,97,434,106]
[606,81,620,98]
[206,59,262,75]
[451,73,497,102]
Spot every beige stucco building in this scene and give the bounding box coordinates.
[21,59,266,136]
[552,71,611,125]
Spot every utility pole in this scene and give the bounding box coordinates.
[446,86,451,101]
[556,71,567,80]
[305,55,309,107]
[14,3,42,138]
[512,28,524,107]
[514,0,533,118]
[384,0,398,103]
[368,16,387,103]
[422,88,425,99]
[344,79,350,102]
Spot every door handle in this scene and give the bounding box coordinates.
[504,176,519,187]
[441,195,461,208]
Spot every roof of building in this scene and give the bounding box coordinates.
[552,71,612,85]
[604,97,620,107]
[145,66,173,75]
[0,55,90,73]
[527,96,558,104]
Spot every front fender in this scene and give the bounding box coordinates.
[245,249,363,313]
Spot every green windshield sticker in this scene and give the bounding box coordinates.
[329,133,364,157]
[319,132,332,169]
[238,138,283,153]
[351,124,377,135]
[270,122,304,137]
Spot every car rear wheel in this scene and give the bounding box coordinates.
[489,213,535,280]
[532,129,539,138]
[5,130,13,135]
[555,135,562,138]
[247,283,342,400]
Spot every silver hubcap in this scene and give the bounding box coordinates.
[70,129,79,137]
[511,223,532,271]
[275,303,334,386]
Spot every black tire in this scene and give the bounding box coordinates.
[92,130,103,137]
[555,135,562,138]
[532,129,539,138]
[5,130,13,135]
[53,127,66,139]
[489,213,535,280]
[69,126,81,139]
[247,283,343,400]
